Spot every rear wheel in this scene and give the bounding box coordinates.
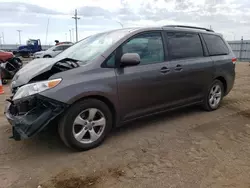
[203,80,224,111]
[58,99,112,151]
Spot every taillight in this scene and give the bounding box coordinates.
[232,58,237,64]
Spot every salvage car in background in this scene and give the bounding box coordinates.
[0,50,14,63]
[33,44,72,58]
[0,50,23,84]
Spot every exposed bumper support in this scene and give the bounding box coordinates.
[4,95,68,140]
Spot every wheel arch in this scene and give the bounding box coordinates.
[214,76,227,94]
[70,95,118,128]
[43,54,51,58]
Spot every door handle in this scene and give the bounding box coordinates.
[160,67,170,74]
[174,64,183,71]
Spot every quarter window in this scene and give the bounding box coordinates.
[106,53,116,67]
[202,34,229,56]
[122,33,164,65]
[167,32,204,60]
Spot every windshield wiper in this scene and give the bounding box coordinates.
[59,58,80,68]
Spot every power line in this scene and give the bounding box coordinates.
[72,9,80,42]
[115,21,123,28]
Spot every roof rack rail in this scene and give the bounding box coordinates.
[163,25,214,32]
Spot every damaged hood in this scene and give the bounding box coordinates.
[12,58,57,88]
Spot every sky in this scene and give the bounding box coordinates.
[0,0,250,45]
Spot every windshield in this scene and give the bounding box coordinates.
[47,46,56,51]
[55,29,133,64]
[27,40,36,45]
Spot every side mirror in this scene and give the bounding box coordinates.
[120,53,140,67]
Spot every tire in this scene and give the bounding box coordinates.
[58,99,113,151]
[2,79,8,85]
[202,80,224,111]
[15,58,23,67]
[43,55,52,58]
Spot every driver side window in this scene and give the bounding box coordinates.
[122,32,164,65]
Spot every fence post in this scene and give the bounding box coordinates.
[239,36,243,61]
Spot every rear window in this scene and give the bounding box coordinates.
[202,34,229,56]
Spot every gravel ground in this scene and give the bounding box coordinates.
[1,63,250,188]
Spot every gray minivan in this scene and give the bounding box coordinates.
[5,25,236,151]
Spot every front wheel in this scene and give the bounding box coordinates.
[202,80,224,111]
[58,99,113,151]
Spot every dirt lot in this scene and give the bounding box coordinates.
[1,63,250,188]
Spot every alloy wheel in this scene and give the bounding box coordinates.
[209,84,222,108]
[72,108,106,144]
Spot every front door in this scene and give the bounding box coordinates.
[115,32,173,121]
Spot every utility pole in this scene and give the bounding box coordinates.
[72,9,80,42]
[72,28,74,42]
[0,36,2,49]
[231,32,236,40]
[1,32,4,44]
[69,29,72,42]
[17,30,22,44]
[45,18,50,45]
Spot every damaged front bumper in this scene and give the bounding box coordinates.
[4,94,68,140]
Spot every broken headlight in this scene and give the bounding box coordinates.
[13,78,62,100]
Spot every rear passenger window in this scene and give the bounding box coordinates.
[167,32,203,60]
[202,34,229,56]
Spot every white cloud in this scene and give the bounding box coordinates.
[3,0,122,12]
[0,23,38,27]
[1,0,250,44]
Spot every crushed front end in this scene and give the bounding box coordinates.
[4,94,68,140]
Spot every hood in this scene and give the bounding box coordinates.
[18,45,28,50]
[12,58,57,88]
